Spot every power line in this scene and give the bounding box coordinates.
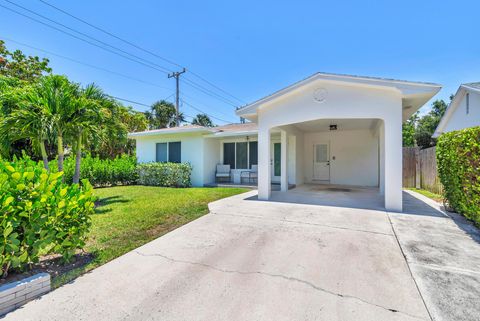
[2,1,240,108]
[108,95,196,120]
[38,0,246,105]
[2,0,172,74]
[0,37,173,91]
[181,99,233,123]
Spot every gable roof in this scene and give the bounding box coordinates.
[236,72,441,120]
[433,82,480,137]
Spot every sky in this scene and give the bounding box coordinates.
[1,0,479,124]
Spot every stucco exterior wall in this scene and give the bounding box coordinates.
[135,133,205,187]
[203,138,221,184]
[255,79,403,211]
[303,129,379,186]
[443,91,480,133]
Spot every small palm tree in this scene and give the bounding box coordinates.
[0,83,52,169]
[27,75,79,172]
[68,83,105,184]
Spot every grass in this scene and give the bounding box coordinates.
[53,185,248,287]
[405,188,443,203]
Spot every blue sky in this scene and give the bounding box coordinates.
[1,0,478,124]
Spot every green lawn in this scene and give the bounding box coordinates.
[406,188,443,203]
[53,186,248,287]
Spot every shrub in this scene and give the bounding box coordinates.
[0,156,96,277]
[51,154,137,187]
[437,127,480,224]
[137,162,192,187]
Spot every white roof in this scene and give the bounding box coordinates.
[128,123,258,138]
[236,72,441,120]
[433,83,480,137]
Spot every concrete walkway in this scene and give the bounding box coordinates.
[4,189,479,321]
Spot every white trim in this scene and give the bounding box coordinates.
[433,84,476,137]
[236,72,441,116]
[128,127,212,138]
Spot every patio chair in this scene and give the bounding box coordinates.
[249,165,258,183]
[240,165,258,184]
[215,164,231,183]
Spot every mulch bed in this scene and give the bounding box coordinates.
[1,252,94,286]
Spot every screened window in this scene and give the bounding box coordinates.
[236,142,248,169]
[223,141,257,169]
[156,143,168,162]
[249,141,258,168]
[168,142,181,163]
[156,142,181,163]
[223,143,236,169]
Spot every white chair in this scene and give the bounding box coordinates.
[249,165,258,183]
[215,164,231,183]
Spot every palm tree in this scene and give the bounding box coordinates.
[146,100,184,129]
[0,103,52,169]
[69,83,105,184]
[0,82,52,169]
[191,113,214,127]
[27,75,79,172]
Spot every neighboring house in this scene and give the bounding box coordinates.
[129,72,441,211]
[433,82,480,137]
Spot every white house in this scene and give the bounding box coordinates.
[129,72,441,211]
[433,82,480,137]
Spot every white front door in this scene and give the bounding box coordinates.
[313,143,330,181]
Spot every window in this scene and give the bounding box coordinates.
[249,141,258,168]
[223,143,235,169]
[223,141,258,169]
[156,142,181,163]
[466,93,470,114]
[156,143,168,162]
[236,142,248,169]
[168,142,181,163]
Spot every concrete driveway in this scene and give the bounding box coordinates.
[4,189,479,321]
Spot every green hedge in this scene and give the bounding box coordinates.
[137,162,192,187]
[51,154,137,187]
[1,156,96,277]
[437,127,480,224]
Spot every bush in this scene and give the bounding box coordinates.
[0,156,96,277]
[437,127,480,224]
[51,154,137,187]
[137,162,192,187]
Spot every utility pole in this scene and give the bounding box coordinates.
[168,68,186,127]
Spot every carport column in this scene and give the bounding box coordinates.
[258,126,271,200]
[280,130,288,192]
[384,118,402,212]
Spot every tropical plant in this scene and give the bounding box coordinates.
[192,113,214,127]
[0,40,51,82]
[137,162,192,187]
[0,155,95,277]
[145,100,184,129]
[436,127,480,224]
[0,81,52,169]
[68,84,106,183]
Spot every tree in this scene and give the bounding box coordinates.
[414,99,448,149]
[191,113,214,127]
[69,83,105,183]
[0,90,52,169]
[0,40,51,82]
[145,100,184,129]
[402,113,418,147]
[22,75,79,172]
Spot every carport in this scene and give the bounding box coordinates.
[236,72,441,211]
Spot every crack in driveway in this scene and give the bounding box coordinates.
[135,250,428,321]
[210,211,393,237]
